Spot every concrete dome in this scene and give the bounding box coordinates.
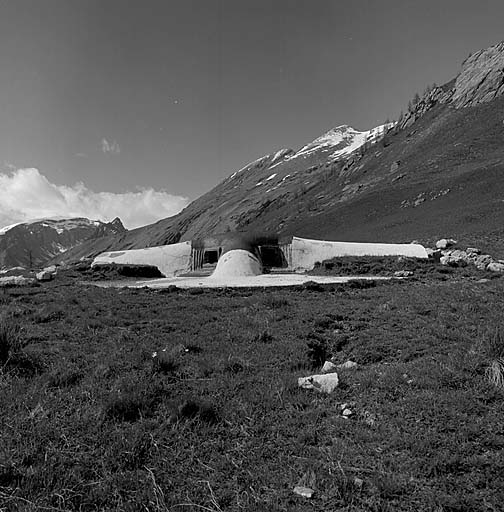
[210,249,262,278]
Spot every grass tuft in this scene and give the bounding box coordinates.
[479,326,504,390]
[485,359,504,390]
[103,376,166,422]
[172,399,220,425]
[0,316,23,364]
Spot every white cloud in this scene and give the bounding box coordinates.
[0,168,189,230]
[101,138,120,154]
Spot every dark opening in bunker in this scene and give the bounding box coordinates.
[259,245,287,268]
[203,250,219,265]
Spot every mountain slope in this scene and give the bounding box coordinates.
[0,217,125,269]
[56,40,504,261]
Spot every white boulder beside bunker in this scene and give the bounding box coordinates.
[298,373,339,394]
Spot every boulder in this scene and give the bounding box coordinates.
[487,262,504,272]
[466,247,481,255]
[320,361,338,373]
[36,270,53,282]
[474,254,494,270]
[440,249,469,267]
[298,373,339,394]
[436,238,457,250]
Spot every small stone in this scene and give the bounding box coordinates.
[390,161,400,173]
[342,408,353,418]
[338,360,358,370]
[293,486,314,498]
[394,270,413,277]
[436,238,457,250]
[354,477,364,489]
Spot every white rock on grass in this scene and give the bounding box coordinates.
[298,373,339,394]
[338,360,358,370]
[342,408,353,419]
[293,486,314,498]
[393,270,413,277]
[0,276,36,287]
[436,238,458,250]
[487,262,504,272]
[36,270,53,282]
[321,360,338,373]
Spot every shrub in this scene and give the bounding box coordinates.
[171,399,219,425]
[306,336,328,369]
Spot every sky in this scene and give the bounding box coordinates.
[1,0,504,229]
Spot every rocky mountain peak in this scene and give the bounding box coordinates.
[452,40,504,108]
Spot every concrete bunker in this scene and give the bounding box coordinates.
[92,232,428,278]
[190,233,288,273]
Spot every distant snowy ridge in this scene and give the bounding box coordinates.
[291,122,395,161]
[266,122,394,171]
[0,217,117,236]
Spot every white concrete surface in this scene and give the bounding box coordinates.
[290,236,428,271]
[90,273,391,289]
[92,241,192,277]
[210,249,261,278]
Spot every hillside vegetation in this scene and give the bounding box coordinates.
[1,266,503,511]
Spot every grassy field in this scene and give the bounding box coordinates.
[1,266,503,511]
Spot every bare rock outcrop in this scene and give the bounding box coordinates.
[399,86,453,129]
[452,41,504,108]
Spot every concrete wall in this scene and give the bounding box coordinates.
[210,249,262,278]
[92,241,192,277]
[290,236,428,271]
